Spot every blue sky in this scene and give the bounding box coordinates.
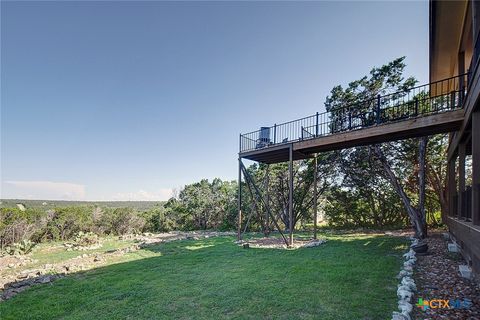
[1,1,428,201]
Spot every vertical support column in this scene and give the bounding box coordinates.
[447,155,457,220]
[265,164,270,236]
[313,154,318,240]
[237,158,242,240]
[458,142,466,219]
[472,111,480,225]
[289,144,294,246]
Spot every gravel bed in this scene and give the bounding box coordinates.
[412,232,480,319]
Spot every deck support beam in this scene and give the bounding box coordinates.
[237,157,242,240]
[289,144,294,247]
[458,142,466,219]
[265,165,270,236]
[472,110,480,225]
[239,160,289,246]
[313,154,318,240]
[447,155,457,219]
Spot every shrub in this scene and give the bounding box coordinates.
[0,208,41,250]
[4,240,36,255]
[142,206,177,232]
[73,231,99,247]
[110,208,145,235]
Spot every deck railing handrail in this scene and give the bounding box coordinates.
[239,73,469,153]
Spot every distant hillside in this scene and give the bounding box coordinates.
[0,199,164,211]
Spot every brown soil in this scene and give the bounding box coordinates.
[245,237,323,249]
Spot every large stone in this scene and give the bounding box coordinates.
[448,242,460,253]
[303,240,326,248]
[401,277,417,291]
[36,276,52,284]
[398,301,413,314]
[392,311,410,320]
[397,288,413,301]
[459,265,472,279]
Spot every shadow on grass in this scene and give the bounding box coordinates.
[0,234,408,320]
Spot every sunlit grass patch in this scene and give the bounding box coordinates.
[0,233,407,320]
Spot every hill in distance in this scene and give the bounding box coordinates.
[0,199,164,211]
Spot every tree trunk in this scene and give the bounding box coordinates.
[372,144,427,239]
[418,136,428,237]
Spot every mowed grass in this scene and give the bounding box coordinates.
[0,234,407,320]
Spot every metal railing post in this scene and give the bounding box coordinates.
[273,124,276,144]
[414,98,419,116]
[459,74,465,107]
[348,107,352,130]
[315,112,319,137]
[376,94,381,125]
[451,91,456,110]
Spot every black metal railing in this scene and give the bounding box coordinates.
[240,74,468,153]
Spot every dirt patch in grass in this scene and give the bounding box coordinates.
[244,237,325,249]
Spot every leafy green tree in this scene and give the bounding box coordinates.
[324,57,431,238]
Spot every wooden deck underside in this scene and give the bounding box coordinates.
[240,110,465,164]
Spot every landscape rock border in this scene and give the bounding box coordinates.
[392,237,418,320]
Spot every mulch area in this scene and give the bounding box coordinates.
[412,232,480,319]
[245,237,318,249]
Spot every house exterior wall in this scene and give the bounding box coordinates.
[430,0,480,274]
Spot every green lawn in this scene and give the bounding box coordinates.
[0,234,407,320]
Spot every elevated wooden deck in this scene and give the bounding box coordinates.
[240,109,464,164]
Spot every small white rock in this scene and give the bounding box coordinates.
[448,242,460,253]
[392,311,411,320]
[459,265,472,279]
[397,288,413,301]
[398,301,413,314]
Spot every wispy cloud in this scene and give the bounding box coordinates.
[111,189,173,201]
[2,181,86,200]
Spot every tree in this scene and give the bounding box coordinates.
[324,57,428,238]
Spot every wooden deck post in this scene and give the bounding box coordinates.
[313,154,318,240]
[447,156,456,219]
[472,111,480,225]
[458,142,466,219]
[289,144,294,246]
[265,164,270,236]
[238,157,242,240]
